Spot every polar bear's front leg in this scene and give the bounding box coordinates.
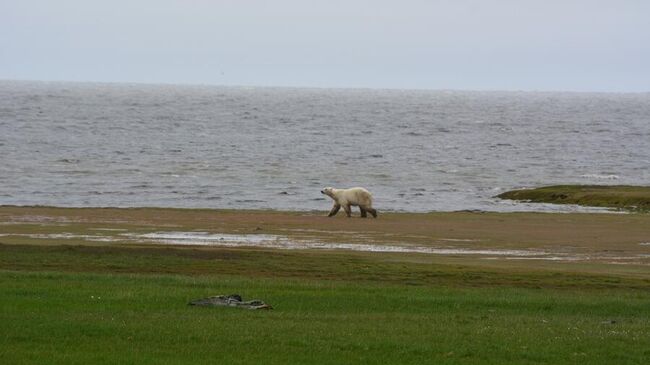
[328,204,341,217]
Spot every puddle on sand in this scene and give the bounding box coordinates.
[438,238,479,242]
[4,215,73,224]
[127,231,543,257]
[281,228,480,243]
[134,232,280,244]
[0,217,70,226]
[3,230,649,264]
[504,256,587,261]
[0,231,533,256]
[0,233,120,242]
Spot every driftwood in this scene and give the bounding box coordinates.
[188,294,272,310]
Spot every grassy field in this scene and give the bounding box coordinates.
[1,206,650,364]
[497,185,650,211]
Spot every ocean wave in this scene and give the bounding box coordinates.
[580,174,620,180]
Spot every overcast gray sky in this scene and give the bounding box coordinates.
[1,0,649,91]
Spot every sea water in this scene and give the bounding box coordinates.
[1,80,648,212]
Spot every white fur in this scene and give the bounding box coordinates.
[321,187,377,218]
[323,187,372,207]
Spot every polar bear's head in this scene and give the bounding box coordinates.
[321,187,335,198]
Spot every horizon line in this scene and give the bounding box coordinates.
[1,77,649,95]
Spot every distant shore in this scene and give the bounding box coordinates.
[497,185,650,211]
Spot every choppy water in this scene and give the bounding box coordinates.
[1,80,649,212]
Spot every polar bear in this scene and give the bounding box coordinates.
[321,187,378,218]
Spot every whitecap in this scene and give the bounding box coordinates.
[580,174,620,180]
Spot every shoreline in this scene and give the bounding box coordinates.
[0,202,623,214]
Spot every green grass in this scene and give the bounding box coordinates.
[497,185,650,211]
[1,244,650,364]
[2,270,650,365]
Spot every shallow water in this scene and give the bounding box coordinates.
[2,230,648,264]
[1,80,649,212]
[130,231,543,256]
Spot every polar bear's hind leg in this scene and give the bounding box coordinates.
[365,207,378,218]
[359,207,368,218]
